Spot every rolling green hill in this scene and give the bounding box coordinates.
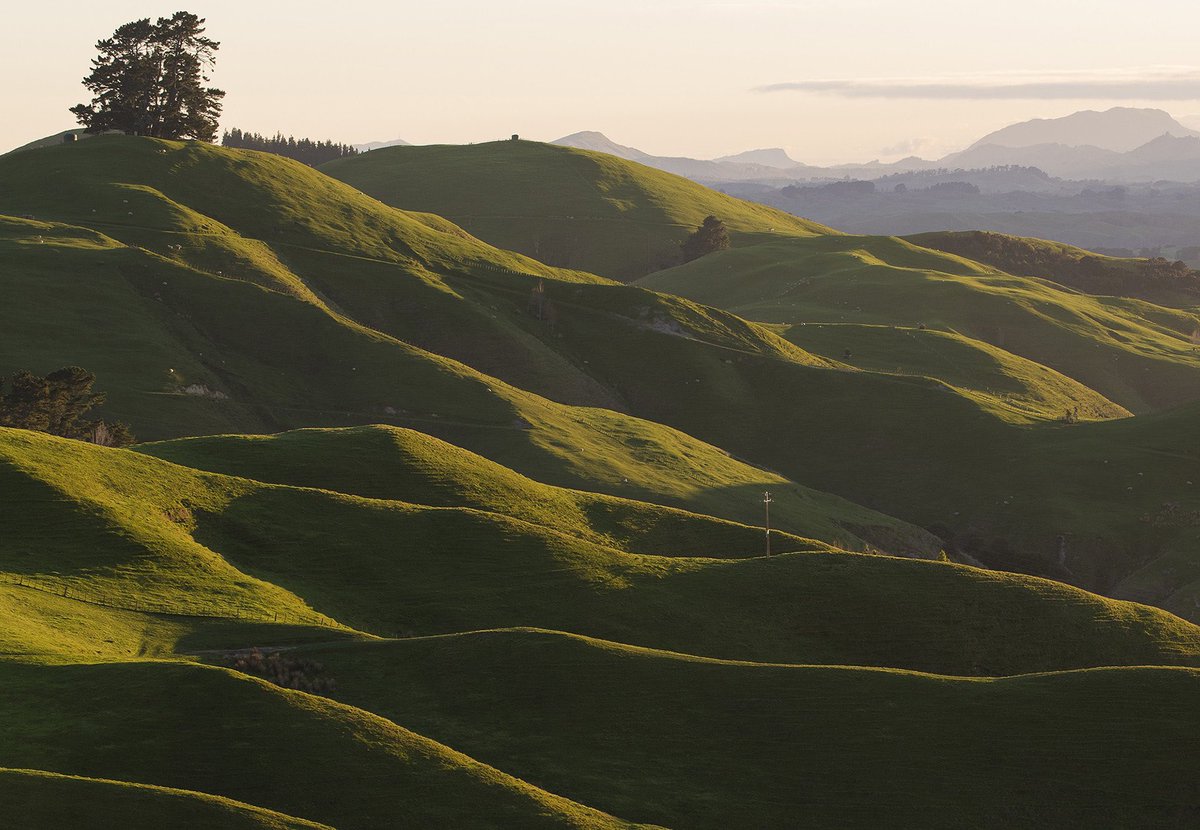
[6,428,1200,674]
[7,138,1200,611]
[0,661,647,830]
[4,422,1200,826]
[0,769,334,830]
[4,133,1200,824]
[0,137,941,556]
[638,234,1200,414]
[289,629,1200,829]
[137,425,837,559]
[774,322,1129,422]
[321,140,834,280]
[910,229,1200,308]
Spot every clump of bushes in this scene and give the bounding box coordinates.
[228,648,337,695]
[681,215,731,263]
[0,367,133,446]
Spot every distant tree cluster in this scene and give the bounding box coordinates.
[221,128,359,166]
[681,216,731,263]
[920,231,1200,304]
[781,181,875,199]
[71,12,224,141]
[0,368,134,447]
[876,165,1051,184]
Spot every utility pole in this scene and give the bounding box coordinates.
[763,490,773,556]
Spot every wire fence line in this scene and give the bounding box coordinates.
[0,572,339,629]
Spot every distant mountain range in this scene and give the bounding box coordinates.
[555,108,1200,184]
[967,107,1200,153]
[352,137,411,152]
[552,130,823,181]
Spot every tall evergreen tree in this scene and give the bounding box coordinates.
[71,12,224,141]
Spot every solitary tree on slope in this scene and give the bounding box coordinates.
[681,215,731,263]
[71,12,224,141]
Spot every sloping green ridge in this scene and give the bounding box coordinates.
[910,229,1200,308]
[321,140,833,280]
[0,207,1188,608]
[0,582,358,664]
[0,768,333,830]
[775,321,1128,422]
[638,234,1200,414]
[7,138,1200,611]
[0,217,926,553]
[0,661,648,830]
[294,629,1200,830]
[6,428,1199,673]
[138,425,831,559]
[0,137,937,555]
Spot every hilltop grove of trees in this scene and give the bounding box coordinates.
[0,368,134,447]
[221,128,359,166]
[71,12,224,141]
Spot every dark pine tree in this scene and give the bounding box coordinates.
[681,216,731,263]
[71,12,224,141]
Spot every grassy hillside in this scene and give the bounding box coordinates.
[910,229,1200,307]
[295,630,1200,830]
[0,661,646,830]
[8,428,1199,673]
[3,429,1199,829]
[5,131,1200,829]
[137,425,833,559]
[0,582,357,664]
[6,137,1200,611]
[639,234,1200,414]
[321,140,833,280]
[0,769,333,830]
[9,136,1200,602]
[0,138,942,556]
[776,322,1129,422]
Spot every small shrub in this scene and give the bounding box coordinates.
[227,648,337,695]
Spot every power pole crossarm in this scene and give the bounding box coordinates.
[763,491,773,557]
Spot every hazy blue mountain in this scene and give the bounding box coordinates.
[969,107,1200,153]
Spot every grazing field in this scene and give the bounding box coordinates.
[3,134,1200,827]
[322,140,833,280]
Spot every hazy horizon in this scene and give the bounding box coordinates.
[5,0,1200,163]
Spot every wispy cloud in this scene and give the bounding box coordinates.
[758,68,1200,99]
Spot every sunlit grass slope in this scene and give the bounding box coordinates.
[0,427,347,627]
[639,234,1200,413]
[0,661,646,830]
[910,229,1200,308]
[0,768,333,830]
[7,205,1200,606]
[0,583,356,664]
[776,322,1128,422]
[296,629,1200,830]
[9,428,1199,672]
[0,138,940,555]
[321,140,834,280]
[7,137,1200,609]
[137,425,829,559]
[0,215,932,554]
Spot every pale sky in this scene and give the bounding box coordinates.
[4,0,1200,164]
